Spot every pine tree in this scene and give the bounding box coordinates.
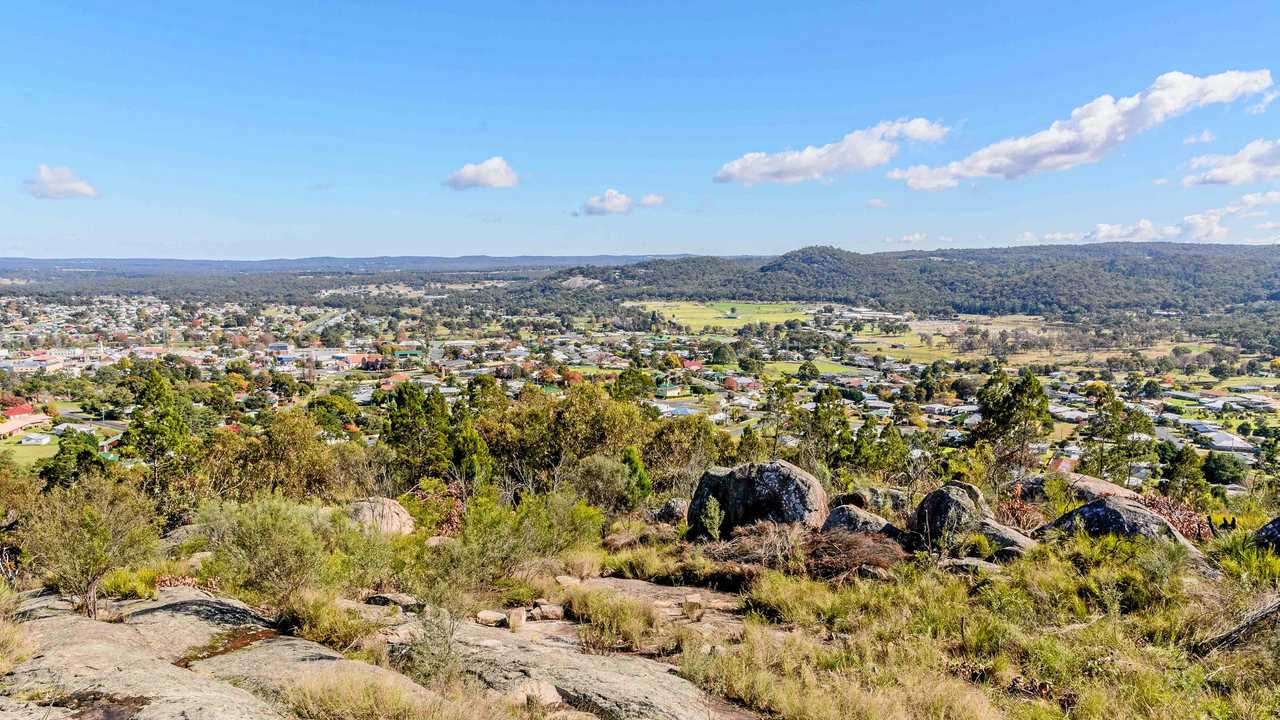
[622,446,652,509]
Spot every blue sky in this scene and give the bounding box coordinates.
[3,1,1279,259]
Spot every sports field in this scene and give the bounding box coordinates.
[638,301,811,330]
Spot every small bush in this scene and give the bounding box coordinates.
[565,588,664,653]
[21,475,159,618]
[197,494,326,609]
[1211,530,1280,590]
[99,566,160,600]
[280,591,380,652]
[701,497,725,541]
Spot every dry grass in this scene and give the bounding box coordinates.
[0,619,31,675]
[284,675,499,720]
[694,535,1280,719]
[681,624,1002,720]
[564,587,666,653]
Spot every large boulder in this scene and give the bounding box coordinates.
[829,486,910,514]
[912,481,991,544]
[1254,516,1280,552]
[1018,472,1138,503]
[652,497,690,525]
[978,518,1037,558]
[347,497,416,536]
[687,461,827,540]
[821,505,898,537]
[912,481,1037,558]
[1035,496,1203,559]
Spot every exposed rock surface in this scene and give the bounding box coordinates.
[688,460,827,540]
[653,497,690,525]
[978,518,1038,557]
[912,481,991,543]
[1253,516,1280,552]
[190,634,437,703]
[347,496,416,535]
[821,504,898,536]
[1019,472,1139,502]
[4,588,453,720]
[1036,496,1203,559]
[6,595,286,719]
[830,486,909,514]
[939,557,1003,576]
[452,621,753,720]
[911,481,1037,558]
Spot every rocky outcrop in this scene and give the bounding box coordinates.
[821,504,899,536]
[1035,496,1203,559]
[1253,516,1280,552]
[1018,472,1138,503]
[347,496,416,535]
[912,482,991,543]
[452,620,753,720]
[831,487,909,514]
[4,587,455,720]
[6,595,287,719]
[687,461,827,540]
[653,497,690,525]
[912,481,1037,558]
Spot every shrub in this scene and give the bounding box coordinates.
[21,475,159,618]
[100,566,160,600]
[197,494,325,609]
[701,497,725,541]
[1211,530,1280,590]
[565,454,630,510]
[280,591,380,652]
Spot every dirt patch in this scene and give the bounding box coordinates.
[39,690,150,720]
[174,626,279,668]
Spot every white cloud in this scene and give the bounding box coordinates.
[885,232,930,245]
[443,156,519,190]
[714,118,948,185]
[889,69,1273,190]
[1182,138,1280,185]
[1152,178,1170,185]
[578,188,665,216]
[1255,221,1280,231]
[1072,190,1280,244]
[867,197,888,208]
[1183,129,1216,144]
[23,164,99,199]
[1249,90,1279,115]
[1083,219,1177,243]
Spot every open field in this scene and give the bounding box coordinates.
[763,359,865,377]
[637,301,811,330]
[0,435,59,467]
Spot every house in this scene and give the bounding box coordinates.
[1201,430,1255,454]
[656,384,687,398]
[19,432,52,446]
[2,403,34,419]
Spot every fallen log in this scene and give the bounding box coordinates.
[1192,596,1280,656]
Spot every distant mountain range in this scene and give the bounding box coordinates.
[538,243,1280,315]
[4,243,1280,317]
[0,254,695,275]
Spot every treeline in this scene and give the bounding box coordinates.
[538,243,1280,318]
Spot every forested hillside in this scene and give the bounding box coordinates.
[545,244,1280,316]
